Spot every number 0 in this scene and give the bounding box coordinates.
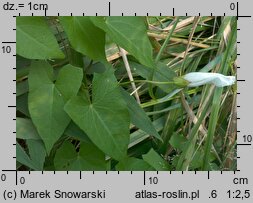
[1,174,6,181]
[230,3,235,10]
[20,176,25,184]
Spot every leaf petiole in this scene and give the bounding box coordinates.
[119,79,175,86]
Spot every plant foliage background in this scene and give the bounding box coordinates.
[16,16,237,171]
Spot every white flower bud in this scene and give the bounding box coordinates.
[183,72,236,87]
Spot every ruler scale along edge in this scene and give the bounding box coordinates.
[0,0,252,202]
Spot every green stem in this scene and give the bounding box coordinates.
[119,79,175,86]
[202,17,237,170]
[176,98,211,170]
[148,17,179,100]
[202,87,222,170]
[155,17,179,62]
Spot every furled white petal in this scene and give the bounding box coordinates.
[183,72,236,87]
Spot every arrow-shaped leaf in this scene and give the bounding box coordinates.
[91,17,154,68]
[60,17,106,62]
[17,17,64,59]
[28,61,83,154]
[64,69,130,160]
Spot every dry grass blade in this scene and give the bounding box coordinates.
[163,17,195,31]
[119,47,141,104]
[148,33,210,49]
[180,16,200,75]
